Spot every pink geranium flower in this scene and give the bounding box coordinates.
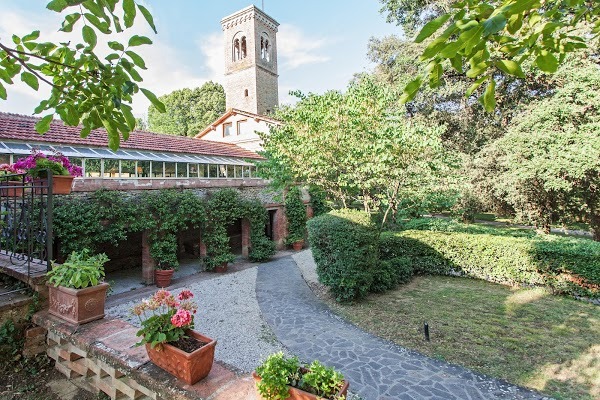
[171,309,192,328]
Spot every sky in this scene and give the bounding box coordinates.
[0,0,401,117]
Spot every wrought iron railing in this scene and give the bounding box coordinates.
[0,170,53,289]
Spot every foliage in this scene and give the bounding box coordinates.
[14,151,82,178]
[54,189,141,255]
[203,189,242,270]
[307,186,329,217]
[47,249,108,289]
[244,199,276,262]
[133,289,197,349]
[0,164,26,181]
[472,58,600,238]
[255,353,346,400]
[140,190,206,270]
[284,187,307,244]
[255,352,301,400]
[383,0,600,111]
[307,209,380,302]
[379,229,600,298]
[260,75,452,226]
[0,0,164,150]
[148,82,226,137]
[0,320,21,357]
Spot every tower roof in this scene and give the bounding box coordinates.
[221,5,279,32]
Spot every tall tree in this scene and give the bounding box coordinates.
[472,58,600,239]
[147,82,225,137]
[0,0,164,149]
[379,0,600,111]
[258,75,453,226]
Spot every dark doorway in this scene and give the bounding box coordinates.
[227,218,243,254]
[265,209,276,240]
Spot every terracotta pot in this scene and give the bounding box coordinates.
[48,282,109,325]
[33,175,75,195]
[145,330,217,385]
[0,181,24,197]
[252,371,349,400]
[214,263,228,273]
[155,269,174,287]
[292,240,304,251]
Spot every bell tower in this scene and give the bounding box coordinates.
[221,5,279,115]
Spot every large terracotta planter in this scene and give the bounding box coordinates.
[155,269,174,287]
[33,175,75,195]
[214,263,228,273]
[292,240,304,251]
[0,181,24,197]
[252,371,349,400]
[48,282,109,325]
[145,330,217,385]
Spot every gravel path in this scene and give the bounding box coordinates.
[106,267,285,373]
[256,256,550,400]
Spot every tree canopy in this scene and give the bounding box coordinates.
[147,82,225,137]
[379,0,600,111]
[0,0,164,149]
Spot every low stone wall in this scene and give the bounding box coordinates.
[33,311,257,400]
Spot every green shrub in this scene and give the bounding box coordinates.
[307,209,379,302]
[379,230,600,298]
[285,186,307,244]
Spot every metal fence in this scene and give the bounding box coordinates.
[0,171,53,290]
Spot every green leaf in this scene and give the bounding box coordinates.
[21,71,39,91]
[84,13,110,34]
[123,0,136,28]
[125,50,146,69]
[128,35,152,47]
[450,55,463,73]
[399,77,423,104]
[141,88,166,113]
[428,62,443,88]
[46,0,68,12]
[466,61,489,78]
[121,104,136,130]
[415,14,451,43]
[495,59,525,78]
[466,76,487,97]
[138,4,157,34]
[35,114,53,134]
[536,52,558,73]
[102,118,120,150]
[82,25,97,48]
[22,31,40,42]
[0,68,13,84]
[60,13,81,33]
[480,79,496,112]
[0,82,6,100]
[483,14,507,36]
[108,41,125,51]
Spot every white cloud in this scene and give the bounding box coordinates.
[277,24,330,70]
[197,32,224,83]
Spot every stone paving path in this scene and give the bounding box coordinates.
[256,257,550,400]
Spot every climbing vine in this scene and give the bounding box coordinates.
[54,188,275,270]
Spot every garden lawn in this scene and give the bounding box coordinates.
[323,276,600,400]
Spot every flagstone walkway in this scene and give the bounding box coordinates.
[256,257,550,400]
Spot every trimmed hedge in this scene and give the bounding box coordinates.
[379,230,600,298]
[307,209,379,302]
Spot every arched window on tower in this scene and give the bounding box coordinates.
[260,33,271,62]
[233,38,240,61]
[241,37,247,59]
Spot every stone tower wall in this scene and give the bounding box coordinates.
[222,6,279,115]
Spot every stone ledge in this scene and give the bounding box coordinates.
[33,311,257,400]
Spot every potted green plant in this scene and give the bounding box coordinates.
[132,289,217,385]
[285,187,307,251]
[253,353,349,400]
[46,249,110,325]
[203,230,235,273]
[14,150,82,195]
[150,236,178,287]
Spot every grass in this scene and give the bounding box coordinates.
[322,276,600,400]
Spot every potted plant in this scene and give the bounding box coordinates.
[203,230,235,273]
[46,249,110,325]
[151,236,179,287]
[0,164,26,197]
[287,234,305,251]
[14,150,82,195]
[132,289,217,385]
[253,353,349,400]
[285,187,307,251]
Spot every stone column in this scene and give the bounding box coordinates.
[141,230,155,285]
[241,218,250,258]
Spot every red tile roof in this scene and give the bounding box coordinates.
[0,112,262,159]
